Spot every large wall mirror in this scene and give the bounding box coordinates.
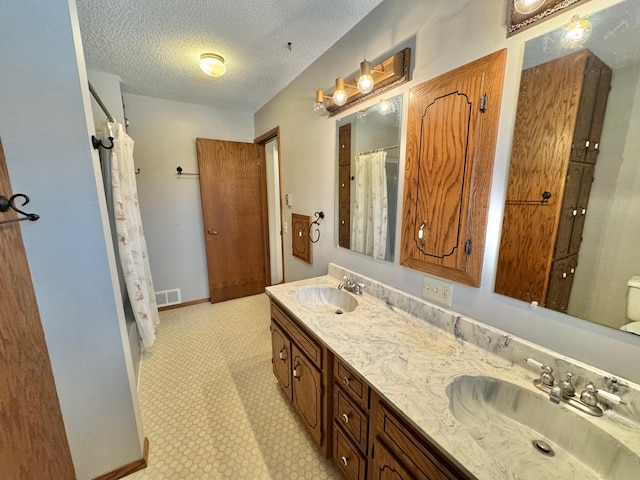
[335,95,402,262]
[496,0,640,334]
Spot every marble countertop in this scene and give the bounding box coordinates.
[265,272,640,480]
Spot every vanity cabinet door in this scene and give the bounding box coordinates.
[400,49,506,287]
[270,321,292,401]
[292,344,323,446]
[371,437,419,480]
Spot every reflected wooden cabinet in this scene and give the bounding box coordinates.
[400,49,506,287]
[338,123,352,249]
[496,49,611,310]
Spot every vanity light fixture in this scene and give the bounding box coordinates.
[199,53,226,77]
[312,48,411,117]
[562,15,592,48]
[513,0,546,15]
[377,98,393,115]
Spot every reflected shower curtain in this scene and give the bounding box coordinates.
[102,122,159,348]
[351,150,388,259]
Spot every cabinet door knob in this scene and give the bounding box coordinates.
[279,348,286,361]
[341,456,348,467]
[581,208,586,215]
[572,209,577,216]
[342,413,349,424]
[207,229,219,235]
[342,376,350,387]
[293,366,300,379]
[562,272,567,278]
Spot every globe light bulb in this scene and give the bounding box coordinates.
[313,90,326,115]
[333,78,348,106]
[562,15,592,49]
[357,60,374,94]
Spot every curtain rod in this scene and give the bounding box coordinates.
[357,145,399,156]
[88,82,115,122]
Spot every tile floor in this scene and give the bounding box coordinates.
[129,294,340,479]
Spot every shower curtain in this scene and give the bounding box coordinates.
[351,150,388,259]
[101,122,159,348]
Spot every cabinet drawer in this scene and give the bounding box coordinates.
[334,358,369,410]
[271,301,322,368]
[374,399,469,480]
[334,386,368,454]
[334,425,366,480]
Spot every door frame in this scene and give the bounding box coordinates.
[255,126,285,285]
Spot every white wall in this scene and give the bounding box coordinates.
[265,138,284,284]
[254,0,640,383]
[87,70,126,126]
[123,94,254,302]
[0,0,144,478]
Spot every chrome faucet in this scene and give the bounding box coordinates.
[338,275,365,295]
[524,358,627,417]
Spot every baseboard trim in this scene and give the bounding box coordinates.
[158,297,210,311]
[93,437,149,480]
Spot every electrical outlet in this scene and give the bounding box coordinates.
[421,275,453,307]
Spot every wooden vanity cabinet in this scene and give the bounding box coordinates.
[333,358,371,480]
[270,300,332,456]
[495,49,611,309]
[369,392,472,480]
[400,49,506,287]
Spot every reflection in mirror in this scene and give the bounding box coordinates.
[336,94,402,262]
[496,0,640,334]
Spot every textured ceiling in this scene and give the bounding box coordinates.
[76,0,384,113]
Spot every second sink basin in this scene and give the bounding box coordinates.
[295,285,358,314]
[446,375,639,480]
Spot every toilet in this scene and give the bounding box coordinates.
[621,276,640,335]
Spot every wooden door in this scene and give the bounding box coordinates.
[291,344,322,446]
[197,138,269,303]
[0,139,75,478]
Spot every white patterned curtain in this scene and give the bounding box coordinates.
[104,122,159,348]
[351,150,388,259]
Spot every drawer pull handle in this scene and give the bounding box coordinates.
[278,348,286,361]
[342,413,349,424]
[342,376,350,387]
[341,456,348,467]
[293,365,300,379]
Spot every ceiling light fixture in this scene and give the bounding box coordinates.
[513,0,546,15]
[562,14,592,48]
[199,53,226,77]
[357,60,375,94]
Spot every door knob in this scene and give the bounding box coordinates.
[207,229,219,235]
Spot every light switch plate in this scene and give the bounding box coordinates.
[421,275,453,307]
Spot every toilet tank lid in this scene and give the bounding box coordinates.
[629,276,640,288]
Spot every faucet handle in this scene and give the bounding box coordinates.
[342,275,353,285]
[580,383,599,407]
[525,358,554,386]
[596,388,627,405]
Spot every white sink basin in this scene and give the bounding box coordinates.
[295,285,358,314]
[446,375,640,480]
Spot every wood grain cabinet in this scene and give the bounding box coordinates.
[270,301,332,455]
[495,49,611,310]
[333,358,370,480]
[370,392,472,480]
[269,299,474,479]
[400,49,506,287]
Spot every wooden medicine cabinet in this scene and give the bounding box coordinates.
[400,49,507,287]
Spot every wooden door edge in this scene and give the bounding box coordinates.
[92,437,149,480]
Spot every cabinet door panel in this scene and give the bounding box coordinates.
[292,345,322,445]
[572,57,602,163]
[400,49,506,287]
[554,162,582,259]
[546,255,578,312]
[569,164,594,255]
[371,438,419,480]
[271,321,291,401]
